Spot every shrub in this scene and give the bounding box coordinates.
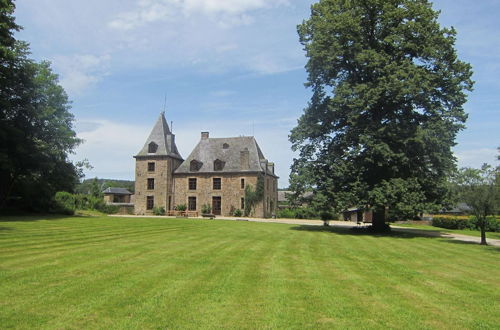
[99,204,119,214]
[431,216,470,229]
[469,216,500,232]
[233,209,242,217]
[294,207,317,219]
[320,211,334,221]
[53,191,76,215]
[153,206,165,216]
[276,208,295,219]
[201,204,212,214]
[176,204,187,211]
[432,215,500,232]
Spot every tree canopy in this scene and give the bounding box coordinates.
[453,164,499,245]
[290,0,473,229]
[0,0,81,211]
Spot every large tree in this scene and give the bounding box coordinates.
[0,0,81,211]
[290,0,473,230]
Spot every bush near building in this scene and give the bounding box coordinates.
[431,215,499,232]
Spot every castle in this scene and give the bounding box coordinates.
[134,113,279,218]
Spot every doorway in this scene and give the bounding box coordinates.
[212,196,221,215]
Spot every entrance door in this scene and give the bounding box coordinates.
[212,196,221,215]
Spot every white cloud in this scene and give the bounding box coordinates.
[53,54,111,96]
[108,0,289,30]
[455,148,498,169]
[72,119,150,179]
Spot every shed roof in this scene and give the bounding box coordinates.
[102,187,132,195]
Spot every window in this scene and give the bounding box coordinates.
[223,143,229,149]
[188,197,197,211]
[148,162,155,172]
[190,160,202,172]
[213,178,221,190]
[188,178,197,190]
[146,196,154,210]
[214,159,225,171]
[148,142,158,153]
[240,178,245,189]
[241,197,245,210]
[147,178,154,190]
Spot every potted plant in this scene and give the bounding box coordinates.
[175,204,187,216]
[201,204,214,219]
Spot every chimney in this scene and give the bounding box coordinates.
[201,132,209,140]
[267,162,275,174]
[240,148,250,170]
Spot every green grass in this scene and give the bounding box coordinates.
[1,215,499,329]
[394,223,500,240]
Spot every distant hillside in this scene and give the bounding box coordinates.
[76,178,135,194]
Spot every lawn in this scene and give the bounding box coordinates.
[1,215,499,329]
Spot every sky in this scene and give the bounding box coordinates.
[13,0,500,187]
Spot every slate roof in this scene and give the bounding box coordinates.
[175,135,278,177]
[102,187,132,195]
[135,112,183,159]
[278,191,313,202]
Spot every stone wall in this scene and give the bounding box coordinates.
[173,173,278,218]
[134,156,182,214]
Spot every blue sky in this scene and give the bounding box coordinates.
[14,0,500,187]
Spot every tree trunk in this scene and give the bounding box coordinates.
[480,222,487,246]
[371,206,389,232]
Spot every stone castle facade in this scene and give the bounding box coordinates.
[134,113,278,218]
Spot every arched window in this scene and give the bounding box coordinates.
[148,142,158,153]
[190,160,202,172]
[222,143,229,149]
[214,159,225,171]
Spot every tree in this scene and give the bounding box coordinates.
[90,177,103,198]
[453,165,499,245]
[290,0,473,231]
[0,0,81,211]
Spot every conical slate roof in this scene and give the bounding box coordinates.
[135,112,183,159]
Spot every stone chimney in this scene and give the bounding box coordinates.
[267,162,275,174]
[201,132,209,140]
[240,148,250,170]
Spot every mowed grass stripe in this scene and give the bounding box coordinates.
[1,215,499,329]
[0,220,206,250]
[1,221,248,328]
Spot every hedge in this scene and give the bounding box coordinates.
[432,215,499,232]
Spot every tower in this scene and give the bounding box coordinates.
[134,112,183,214]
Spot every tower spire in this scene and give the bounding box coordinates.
[163,93,167,114]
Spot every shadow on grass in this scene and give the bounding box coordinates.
[290,224,500,248]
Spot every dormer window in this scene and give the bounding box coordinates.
[223,143,229,149]
[190,160,202,172]
[214,159,225,171]
[148,142,158,153]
